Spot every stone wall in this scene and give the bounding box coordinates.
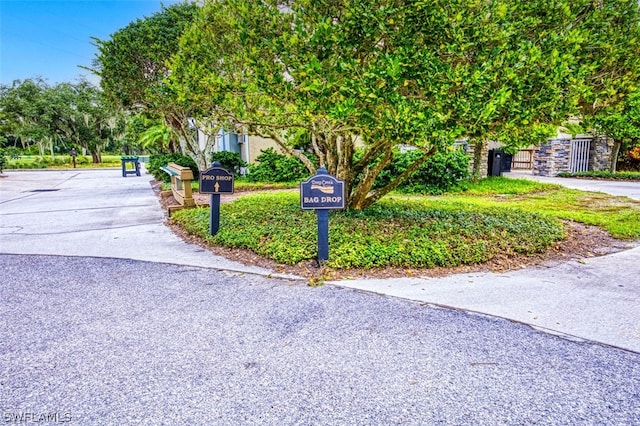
[533,139,572,176]
[533,136,614,176]
[589,136,614,172]
[466,141,489,178]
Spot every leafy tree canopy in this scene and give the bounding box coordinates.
[92,1,199,111]
[170,0,640,208]
[0,78,119,161]
[92,1,218,169]
[590,89,640,171]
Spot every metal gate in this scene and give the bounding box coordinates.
[512,149,534,170]
[570,139,591,173]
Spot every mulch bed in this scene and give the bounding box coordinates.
[152,181,636,282]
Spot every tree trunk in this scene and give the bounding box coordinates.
[311,133,326,169]
[169,139,178,153]
[349,146,394,210]
[471,139,484,182]
[324,133,339,175]
[356,146,438,210]
[91,150,102,163]
[335,135,355,202]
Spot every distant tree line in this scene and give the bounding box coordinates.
[0,78,125,162]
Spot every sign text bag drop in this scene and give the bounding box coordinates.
[300,167,345,262]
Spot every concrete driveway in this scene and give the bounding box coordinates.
[0,169,293,277]
[505,170,640,200]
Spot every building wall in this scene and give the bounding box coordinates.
[219,132,241,154]
[205,131,283,165]
[237,134,613,175]
[246,135,284,164]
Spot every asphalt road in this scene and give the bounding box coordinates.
[1,169,639,424]
[1,254,639,425]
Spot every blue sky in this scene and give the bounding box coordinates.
[0,0,181,86]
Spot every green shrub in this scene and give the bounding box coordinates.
[246,148,313,182]
[54,156,70,166]
[3,147,21,159]
[210,151,247,174]
[148,153,199,183]
[373,148,470,194]
[75,155,90,165]
[557,171,640,181]
[171,192,564,269]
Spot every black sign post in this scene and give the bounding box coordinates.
[199,162,234,236]
[70,148,77,168]
[300,167,345,263]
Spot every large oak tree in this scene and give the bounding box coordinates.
[0,78,118,161]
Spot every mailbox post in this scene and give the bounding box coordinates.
[300,167,345,263]
[199,162,234,235]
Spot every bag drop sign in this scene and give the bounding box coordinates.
[300,167,345,263]
[300,172,345,210]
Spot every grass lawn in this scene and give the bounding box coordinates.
[5,155,122,169]
[171,177,640,271]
